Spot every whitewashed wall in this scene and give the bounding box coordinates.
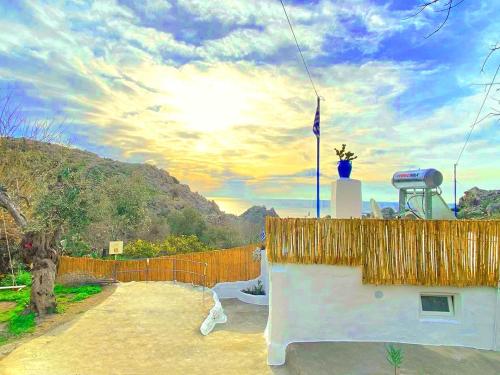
[266,264,500,365]
[212,250,269,305]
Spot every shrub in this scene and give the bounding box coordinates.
[61,233,92,257]
[122,235,210,258]
[123,239,160,258]
[0,270,32,287]
[167,208,206,238]
[201,225,241,248]
[159,235,210,255]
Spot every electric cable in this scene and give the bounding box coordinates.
[278,0,319,98]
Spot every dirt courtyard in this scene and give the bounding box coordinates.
[0,282,278,375]
[0,282,499,375]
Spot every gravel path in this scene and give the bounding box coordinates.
[0,282,279,375]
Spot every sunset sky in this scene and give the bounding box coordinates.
[1,0,499,206]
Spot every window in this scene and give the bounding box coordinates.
[420,294,454,317]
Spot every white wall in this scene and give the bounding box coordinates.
[212,250,269,305]
[260,250,269,295]
[212,279,259,299]
[331,178,362,218]
[266,263,500,365]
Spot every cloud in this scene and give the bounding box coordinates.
[0,0,498,204]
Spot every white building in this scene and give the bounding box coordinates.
[266,262,500,365]
[264,178,500,365]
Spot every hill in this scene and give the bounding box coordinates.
[458,187,500,219]
[240,206,279,224]
[0,138,275,258]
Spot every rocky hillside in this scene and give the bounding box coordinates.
[458,187,500,219]
[0,138,277,252]
[239,206,278,225]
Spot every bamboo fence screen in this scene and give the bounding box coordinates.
[57,244,260,287]
[266,218,500,287]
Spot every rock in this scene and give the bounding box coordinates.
[486,202,500,217]
[381,207,396,219]
[239,206,279,225]
[458,187,500,219]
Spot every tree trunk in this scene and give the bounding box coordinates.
[22,232,59,316]
[1,188,60,316]
[30,255,57,314]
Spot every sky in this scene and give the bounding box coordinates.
[0,0,499,206]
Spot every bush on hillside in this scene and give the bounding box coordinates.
[122,235,211,259]
[61,233,92,257]
[167,208,206,238]
[123,239,161,258]
[159,235,210,255]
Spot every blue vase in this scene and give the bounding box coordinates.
[338,160,352,178]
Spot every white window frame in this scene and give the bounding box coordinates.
[419,294,455,318]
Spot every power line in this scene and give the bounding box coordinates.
[456,63,500,165]
[278,0,319,98]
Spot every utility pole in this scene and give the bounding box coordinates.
[453,163,458,218]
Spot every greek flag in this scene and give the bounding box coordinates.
[312,97,320,138]
[260,229,266,242]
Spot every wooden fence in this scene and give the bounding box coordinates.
[266,218,500,287]
[57,244,260,288]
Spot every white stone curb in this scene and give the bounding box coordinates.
[200,291,227,336]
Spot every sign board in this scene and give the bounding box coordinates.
[109,241,123,255]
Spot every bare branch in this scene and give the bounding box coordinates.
[481,44,500,73]
[425,0,453,39]
[434,0,466,12]
[0,88,68,144]
[470,83,500,86]
[405,0,467,39]
[402,1,440,20]
[0,189,28,228]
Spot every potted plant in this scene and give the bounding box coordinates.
[334,144,357,178]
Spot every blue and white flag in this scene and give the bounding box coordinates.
[312,97,320,138]
[260,229,266,242]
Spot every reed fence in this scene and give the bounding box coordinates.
[57,244,260,288]
[266,218,500,287]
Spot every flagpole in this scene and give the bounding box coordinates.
[316,134,320,218]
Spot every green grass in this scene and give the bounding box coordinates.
[0,270,32,287]
[8,312,36,335]
[54,284,102,313]
[0,273,102,344]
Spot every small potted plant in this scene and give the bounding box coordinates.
[334,144,357,178]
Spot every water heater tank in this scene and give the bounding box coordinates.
[392,169,443,189]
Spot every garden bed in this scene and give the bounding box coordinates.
[238,280,268,306]
[237,290,268,305]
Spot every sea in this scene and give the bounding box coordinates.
[208,197,399,218]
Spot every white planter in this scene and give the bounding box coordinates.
[237,289,268,305]
[211,249,270,306]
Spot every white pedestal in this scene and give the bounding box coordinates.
[331,178,362,218]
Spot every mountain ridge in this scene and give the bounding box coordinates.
[0,138,276,252]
